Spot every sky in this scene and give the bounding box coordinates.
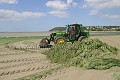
[0,0,120,32]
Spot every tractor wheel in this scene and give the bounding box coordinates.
[78,36,86,41]
[54,37,66,44]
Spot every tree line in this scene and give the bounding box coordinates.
[49,26,120,31]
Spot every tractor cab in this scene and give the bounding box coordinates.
[65,24,83,41]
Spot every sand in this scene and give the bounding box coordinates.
[0,35,120,80]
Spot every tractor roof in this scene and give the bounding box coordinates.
[69,24,83,26]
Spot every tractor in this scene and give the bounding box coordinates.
[39,24,89,48]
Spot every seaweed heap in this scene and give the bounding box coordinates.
[43,39,120,70]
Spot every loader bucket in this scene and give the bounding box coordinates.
[39,38,50,48]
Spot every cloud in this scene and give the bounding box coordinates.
[88,9,98,15]
[46,0,68,10]
[46,0,78,10]
[104,14,120,19]
[67,0,77,7]
[46,0,78,18]
[0,9,46,20]
[0,0,18,4]
[67,0,73,5]
[84,0,120,15]
[48,10,69,18]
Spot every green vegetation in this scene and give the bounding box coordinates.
[0,36,45,45]
[43,39,120,70]
[49,26,120,31]
[49,27,87,31]
[49,27,66,31]
[111,73,120,80]
[87,26,120,31]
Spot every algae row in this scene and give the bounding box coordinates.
[43,39,120,70]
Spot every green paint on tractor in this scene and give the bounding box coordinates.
[56,32,65,37]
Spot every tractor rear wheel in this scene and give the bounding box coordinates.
[78,36,86,41]
[54,37,66,44]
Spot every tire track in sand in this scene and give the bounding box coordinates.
[0,39,57,80]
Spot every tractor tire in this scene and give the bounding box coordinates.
[78,36,86,41]
[54,36,66,44]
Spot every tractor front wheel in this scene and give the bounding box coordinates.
[54,37,66,44]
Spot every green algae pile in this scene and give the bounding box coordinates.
[43,39,120,70]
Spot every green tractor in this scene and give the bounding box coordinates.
[39,24,89,48]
